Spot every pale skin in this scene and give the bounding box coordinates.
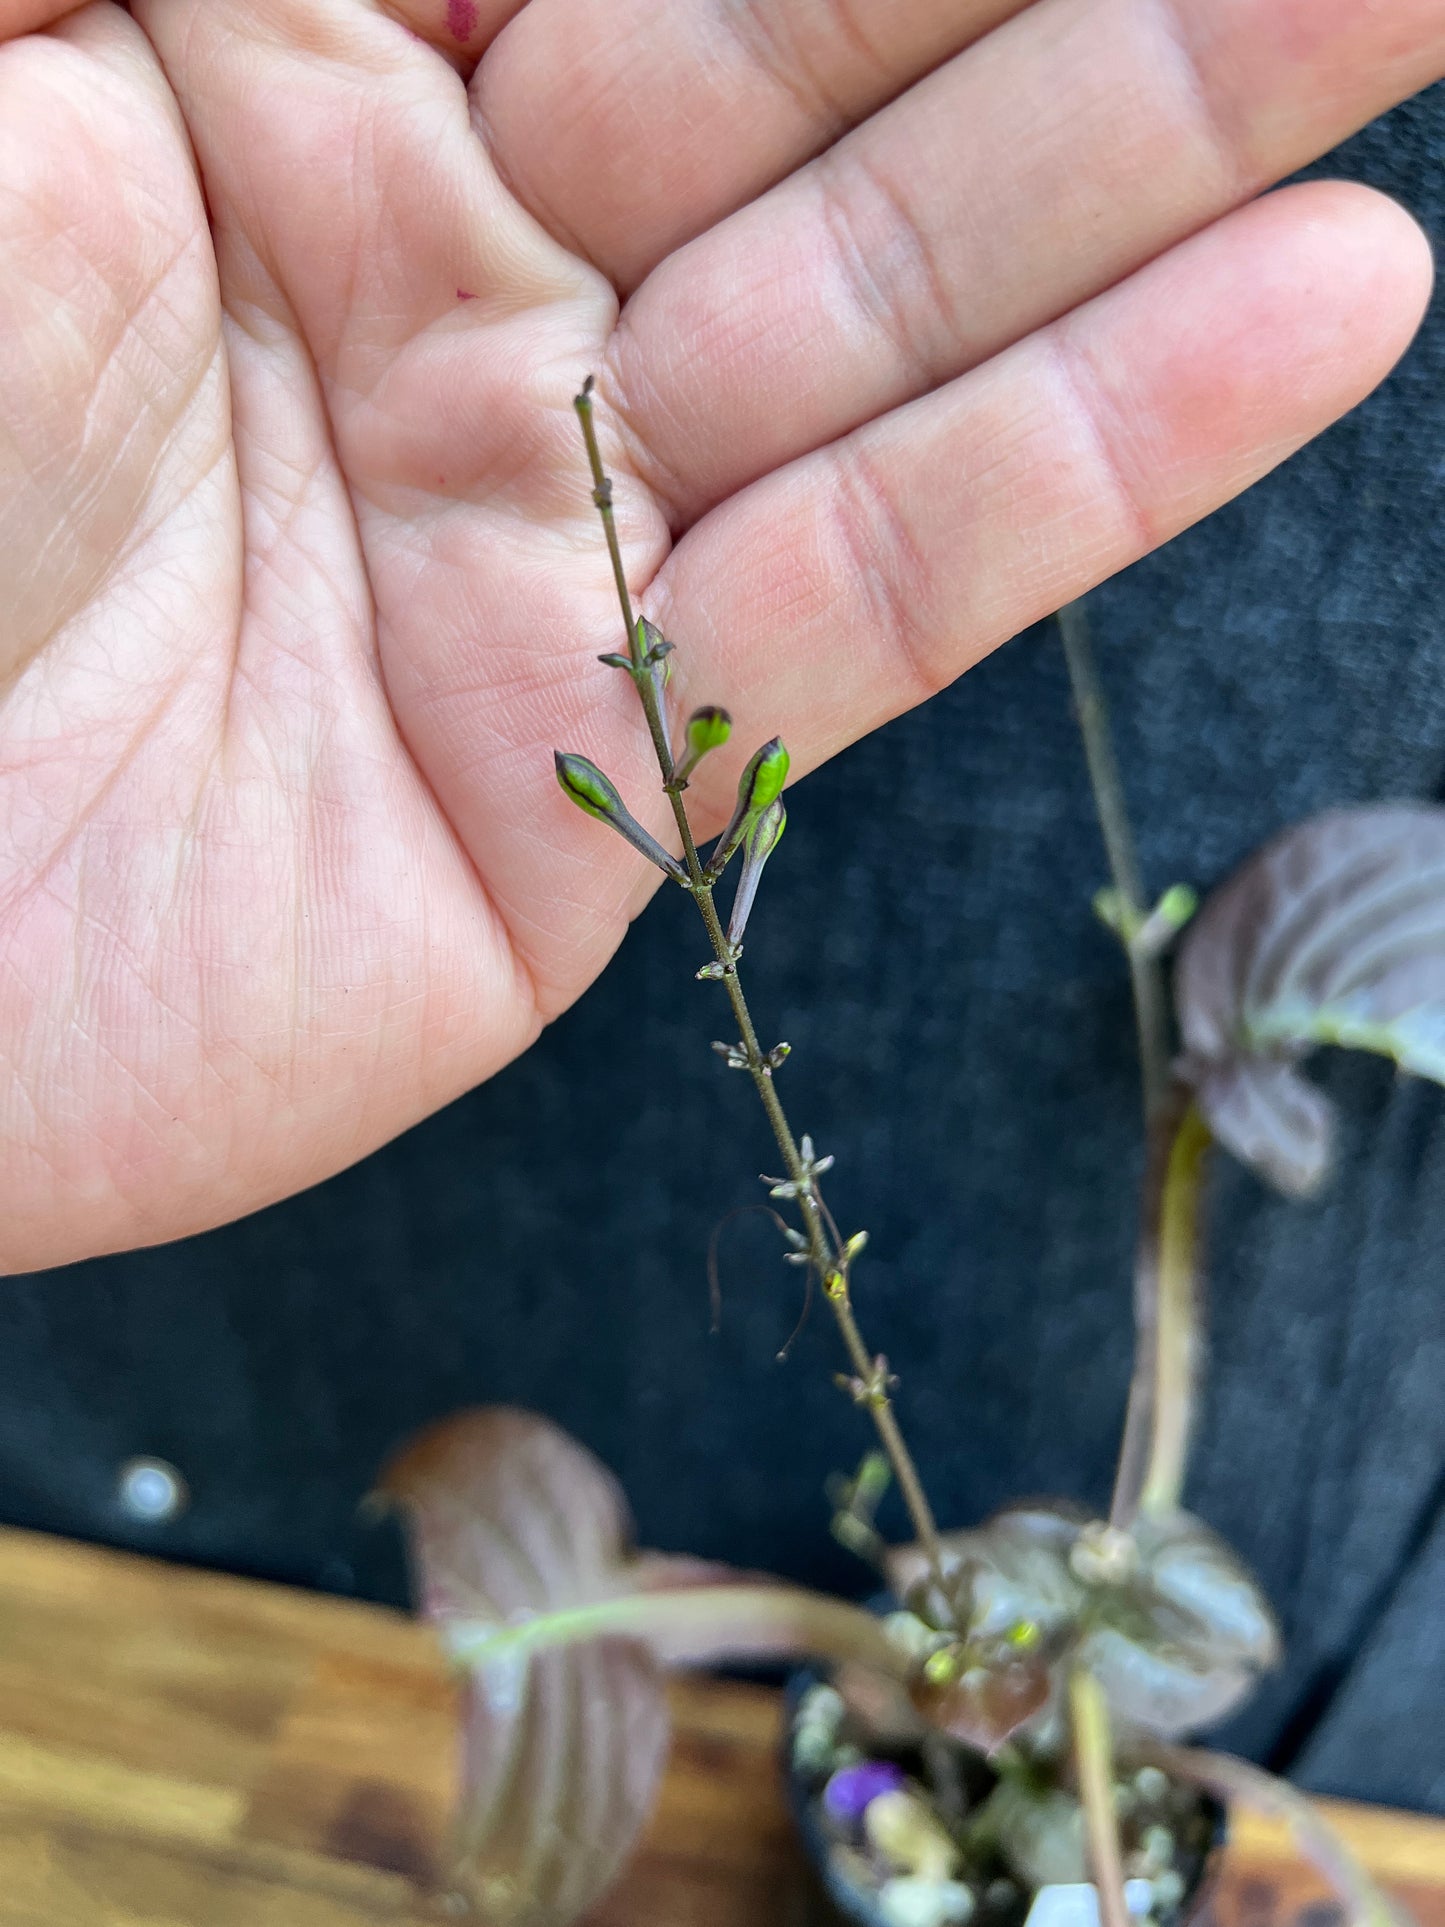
[0,0,1441,1274]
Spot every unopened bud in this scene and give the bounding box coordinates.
[1132,882,1199,958]
[672,705,734,788]
[709,737,791,877]
[555,751,624,823]
[633,617,675,719]
[726,797,787,946]
[737,736,790,815]
[554,751,687,883]
[688,706,733,755]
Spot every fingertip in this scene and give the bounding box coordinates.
[1244,179,1434,398]
[1060,179,1437,545]
[1317,178,1434,355]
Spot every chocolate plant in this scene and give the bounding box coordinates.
[377,388,1441,1927]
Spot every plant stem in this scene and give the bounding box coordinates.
[1057,602,1211,1530]
[1057,601,1169,1123]
[1146,1745,1412,1927]
[1108,1096,1211,1524]
[1136,1101,1210,1517]
[1069,1665,1130,1927]
[576,384,946,1589]
[574,379,678,787]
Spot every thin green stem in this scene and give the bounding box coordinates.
[1137,1102,1210,1518]
[575,379,677,785]
[1058,601,1169,1123]
[575,382,945,1589]
[1058,602,1210,1529]
[1109,1094,1211,1526]
[1069,1665,1130,1927]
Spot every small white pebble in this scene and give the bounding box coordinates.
[793,1724,836,1772]
[1025,1882,1102,1927]
[879,1876,977,1927]
[1153,1871,1185,1909]
[865,1790,960,1880]
[799,1684,845,1732]
[1024,1880,1159,1927]
[1133,1767,1169,1804]
[1141,1826,1175,1872]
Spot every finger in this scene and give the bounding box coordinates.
[372,0,524,61]
[606,0,1445,527]
[0,2,223,684]
[644,185,1432,816]
[135,0,606,490]
[0,0,83,35]
[476,0,1025,288]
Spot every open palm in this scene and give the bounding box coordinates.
[1,0,1439,1272]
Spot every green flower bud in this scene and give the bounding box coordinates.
[555,751,623,822]
[736,736,790,816]
[1154,882,1198,929]
[553,751,687,883]
[708,735,791,877]
[687,706,733,757]
[726,797,786,946]
[672,705,734,787]
[636,616,674,669]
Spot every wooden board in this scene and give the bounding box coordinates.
[0,1526,1437,1927]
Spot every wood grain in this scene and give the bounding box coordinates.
[0,1527,1436,1927]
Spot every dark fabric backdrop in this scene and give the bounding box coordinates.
[3,89,1443,1811]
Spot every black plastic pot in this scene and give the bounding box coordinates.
[782,1663,1226,1927]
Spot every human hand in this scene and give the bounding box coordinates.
[1,0,1439,1271]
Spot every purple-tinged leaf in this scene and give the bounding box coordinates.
[1082,1512,1278,1737]
[1174,1056,1334,1199]
[1175,805,1445,1196]
[378,1407,636,1625]
[378,1408,905,1924]
[1077,1622,1262,1736]
[1132,1511,1280,1670]
[886,1504,1089,1636]
[886,1503,1277,1744]
[452,1640,669,1926]
[910,1644,1054,1753]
